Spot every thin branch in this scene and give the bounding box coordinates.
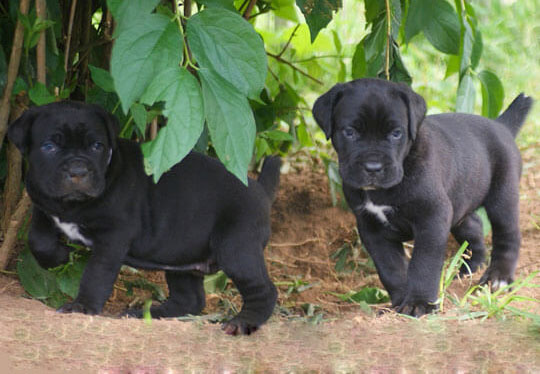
[243,0,257,20]
[35,0,47,84]
[150,117,158,140]
[64,0,78,74]
[292,54,343,63]
[184,0,192,18]
[0,192,31,270]
[278,24,300,58]
[267,52,323,85]
[384,0,391,80]
[0,0,31,149]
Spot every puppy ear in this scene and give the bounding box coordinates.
[7,108,37,154]
[93,105,120,150]
[398,84,426,141]
[313,83,345,139]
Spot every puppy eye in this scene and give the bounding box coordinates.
[41,141,58,153]
[343,127,356,139]
[389,129,403,140]
[90,142,104,152]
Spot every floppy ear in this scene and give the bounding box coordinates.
[7,108,37,154]
[312,83,345,139]
[398,84,426,141]
[93,104,120,150]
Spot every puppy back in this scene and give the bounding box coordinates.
[257,156,281,203]
[496,93,534,137]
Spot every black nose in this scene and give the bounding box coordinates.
[364,161,383,173]
[67,161,89,180]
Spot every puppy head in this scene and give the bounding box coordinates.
[8,101,119,202]
[313,78,426,190]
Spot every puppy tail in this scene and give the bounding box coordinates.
[496,93,534,137]
[258,156,281,203]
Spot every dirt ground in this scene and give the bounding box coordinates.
[0,149,538,373]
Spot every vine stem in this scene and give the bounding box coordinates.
[243,0,257,20]
[64,0,78,75]
[384,0,391,80]
[278,24,300,58]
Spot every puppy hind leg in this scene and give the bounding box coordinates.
[451,212,487,276]
[215,237,277,335]
[127,272,206,318]
[480,187,521,290]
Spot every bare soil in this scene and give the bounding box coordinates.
[0,150,538,373]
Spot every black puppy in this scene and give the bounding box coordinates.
[8,101,281,335]
[313,78,533,316]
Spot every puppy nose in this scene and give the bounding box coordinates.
[364,161,383,173]
[67,162,89,181]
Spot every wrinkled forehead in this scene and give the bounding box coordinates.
[333,86,408,128]
[31,108,108,141]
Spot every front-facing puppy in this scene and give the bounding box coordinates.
[8,101,281,335]
[313,78,533,316]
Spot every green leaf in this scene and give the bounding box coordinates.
[28,82,55,105]
[409,0,460,54]
[110,9,183,113]
[332,287,390,304]
[89,65,115,93]
[187,8,267,100]
[55,255,88,299]
[17,247,67,308]
[475,207,492,237]
[364,0,384,24]
[459,15,474,76]
[351,40,366,79]
[271,0,300,22]
[196,0,236,11]
[130,102,148,136]
[260,129,294,141]
[140,67,204,182]
[444,54,460,79]
[295,0,342,43]
[108,0,161,32]
[456,73,475,113]
[478,70,504,119]
[199,68,255,185]
[204,271,229,294]
[364,19,386,61]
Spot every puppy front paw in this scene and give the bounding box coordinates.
[57,301,98,315]
[222,318,259,336]
[395,296,438,317]
[479,267,514,291]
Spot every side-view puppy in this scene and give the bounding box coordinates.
[313,78,533,316]
[8,101,281,335]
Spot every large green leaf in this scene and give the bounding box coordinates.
[478,70,504,119]
[141,67,204,182]
[199,68,255,185]
[108,0,161,32]
[405,0,460,54]
[110,7,183,113]
[456,73,475,113]
[17,247,67,308]
[187,8,267,100]
[195,0,236,11]
[351,40,367,79]
[295,0,342,43]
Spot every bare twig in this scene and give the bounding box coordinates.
[36,0,47,84]
[64,0,78,74]
[0,192,31,270]
[150,117,158,140]
[0,0,31,149]
[278,24,300,58]
[384,0,391,80]
[243,0,257,20]
[267,52,323,85]
[184,0,192,18]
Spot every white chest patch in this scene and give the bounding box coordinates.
[362,199,393,225]
[51,216,93,247]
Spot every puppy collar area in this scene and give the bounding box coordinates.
[51,216,93,247]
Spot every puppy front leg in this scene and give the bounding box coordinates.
[28,207,72,269]
[356,220,408,307]
[397,213,451,317]
[57,238,128,315]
